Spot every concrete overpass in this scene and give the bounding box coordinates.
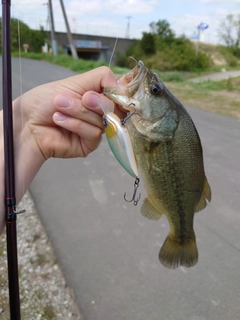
[47,31,136,64]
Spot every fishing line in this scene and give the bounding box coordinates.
[16,4,26,211]
[17,19,23,97]
[103,37,118,88]
[109,37,118,69]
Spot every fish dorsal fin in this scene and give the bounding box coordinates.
[141,197,163,220]
[195,177,211,213]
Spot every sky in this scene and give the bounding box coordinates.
[9,0,240,44]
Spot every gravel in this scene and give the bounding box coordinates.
[0,191,83,320]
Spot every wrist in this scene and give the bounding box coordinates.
[12,97,45,203]
[0,98,46,234]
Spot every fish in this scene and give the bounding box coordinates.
[103,60,211,269]
[99,99,139,179]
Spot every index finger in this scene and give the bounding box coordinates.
[62,66,119,95]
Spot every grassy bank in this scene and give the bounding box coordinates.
[166,76,240,119]
[11,52,130,74]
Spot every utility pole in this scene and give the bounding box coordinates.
[59,0,78,60]
[43,3,49,33]
[48,0,58,56]
[126,16,131,39]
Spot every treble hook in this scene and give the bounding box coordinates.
[124,177,141,206]
[121,103,142,126]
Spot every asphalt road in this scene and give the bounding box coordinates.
[5,58,240,320]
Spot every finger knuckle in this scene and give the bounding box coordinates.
[99,66,111,74]
[78,103,88,116]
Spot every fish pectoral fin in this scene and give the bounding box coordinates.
[141,197,163,220]
[195,176,212,213]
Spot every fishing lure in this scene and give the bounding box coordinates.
[100,100,141,205]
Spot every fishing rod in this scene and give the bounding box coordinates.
[2,0,21,318]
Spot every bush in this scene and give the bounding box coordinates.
[123,25,212,72]
[141,32,156,55]
[0,18,46,52]
[219,45,239,67]
[126,40,144,62]
[144,38,211,71]
[115,52,131,68]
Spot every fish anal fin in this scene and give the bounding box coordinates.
[159,235,198,269]
[140,197,163,220]
[195,177,212,213]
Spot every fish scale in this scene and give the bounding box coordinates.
[127,115,200,267]
[103,60,211,269]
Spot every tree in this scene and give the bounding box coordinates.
[11,18,32,51]
[29,26,47,52]
[218,14,235,48]
[0,18,46,52]
[234,14,240,50]
[141,32,156,55]
[124,19,211,71]
[218,14,240,57]
[150,19,175,42]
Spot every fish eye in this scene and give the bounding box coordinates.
[151,84,162,95]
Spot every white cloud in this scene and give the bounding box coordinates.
[201,0,240,3]
[45,0,158,38]
[105,0,159,14]
[169,5,240,44]
[65,0,158,15]
[170,13,209,34]
[13,0,44,7]
[66,0,102,16]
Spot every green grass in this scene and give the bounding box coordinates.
[12,51,240,95]
[157,71,185,82]
[41,305,56,319]
[155,68,240,92]
[11,51,240,83]
[190,77,240,92]
[165,75,240,120]
[11,51,129,74]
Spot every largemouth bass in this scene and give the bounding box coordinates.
[103,61,211,269]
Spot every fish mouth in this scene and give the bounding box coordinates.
[118,59,146,95]
[103,60,147,110]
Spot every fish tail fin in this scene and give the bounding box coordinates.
[159,235,198,269]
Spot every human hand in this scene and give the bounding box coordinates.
[0,66,128,233]
[13,66,126,163]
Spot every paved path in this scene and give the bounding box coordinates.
[191,69,240,82]
[7,58,240,320]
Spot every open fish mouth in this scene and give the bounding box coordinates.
[103,60,147,110]
[118,59,146,95]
